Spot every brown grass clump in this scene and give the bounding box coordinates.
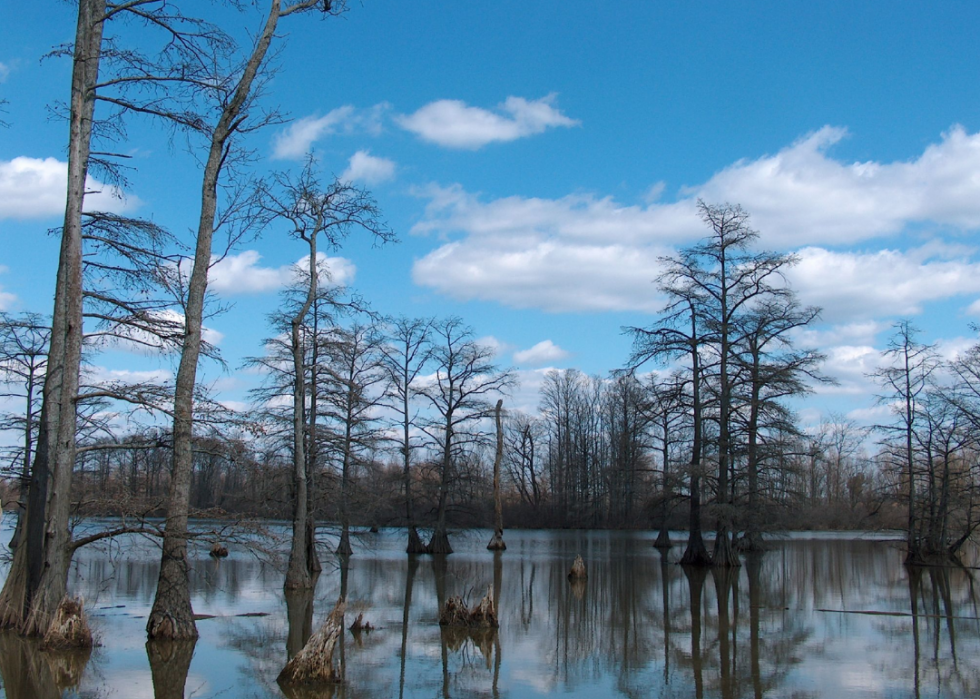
[278,598,345,686]
[567,554,587,580]
[41,597,93,651]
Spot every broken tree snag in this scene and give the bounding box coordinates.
[40,597,93,651]
[487,399,506,552]
[209,543,229,558]
[439,585,498,628]
[277,598,346,687]
[567,555,587,581]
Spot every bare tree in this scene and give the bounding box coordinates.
[870,320,940,564]
[147,0,347,642]
[416,318,514,554]
[0,0,234,642]
[503,412,544,514]
[260,160,391,586]
[319,321,387,556]
[0,314,49,549]
[380,316,434,553]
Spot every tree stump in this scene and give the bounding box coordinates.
[277,599,345,686]
[486,529,506,551]
[439,585,498,628]
[567,555,587,581]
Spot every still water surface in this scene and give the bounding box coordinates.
[1,523,978,698]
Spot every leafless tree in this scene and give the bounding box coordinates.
[147,0,348,642]
[380,316,435,553]
[416,318,514,554]
[259,159,391,586]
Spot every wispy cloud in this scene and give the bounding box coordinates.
[271,104,388,159]
[396,94,579,150]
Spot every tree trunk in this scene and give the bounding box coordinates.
[487,399,506,551]
[148,0,288,640]
[0,0,103,642]
[285,232,320,589]
[427,420,454,555]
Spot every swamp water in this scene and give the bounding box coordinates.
[0,523,978,698]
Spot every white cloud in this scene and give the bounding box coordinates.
[207,250,355,296]
[271,104,388,159]
[341,150,395,185]
[0,156,140,219]
[513,340,570,366]
[476,335,509,357]
[967,299,980,317]
[396,94,579,149]
[789,245,980,322]
[411,127,980,314]
[818,345,882,396]
[0,62,10,83]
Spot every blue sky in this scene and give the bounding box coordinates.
[2,1,980,428]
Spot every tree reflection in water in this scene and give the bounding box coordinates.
[146,638,196,699]
[46,530,980,697]
[0,631,90,699]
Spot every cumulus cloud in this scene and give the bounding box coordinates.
[207,250,355,296]
[341,150,395,185]
[271,104,388,159]
[411,126,980,314]
[0,156,140,219]
[789,244,980,322]
[513,340,570,366]
[396,94,579,149]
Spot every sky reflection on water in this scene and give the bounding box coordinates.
[1,525,978,698]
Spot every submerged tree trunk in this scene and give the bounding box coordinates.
[427,423,454,555]
[0,0,103,642]
[680,314,711,566]
[488,400,506,551]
